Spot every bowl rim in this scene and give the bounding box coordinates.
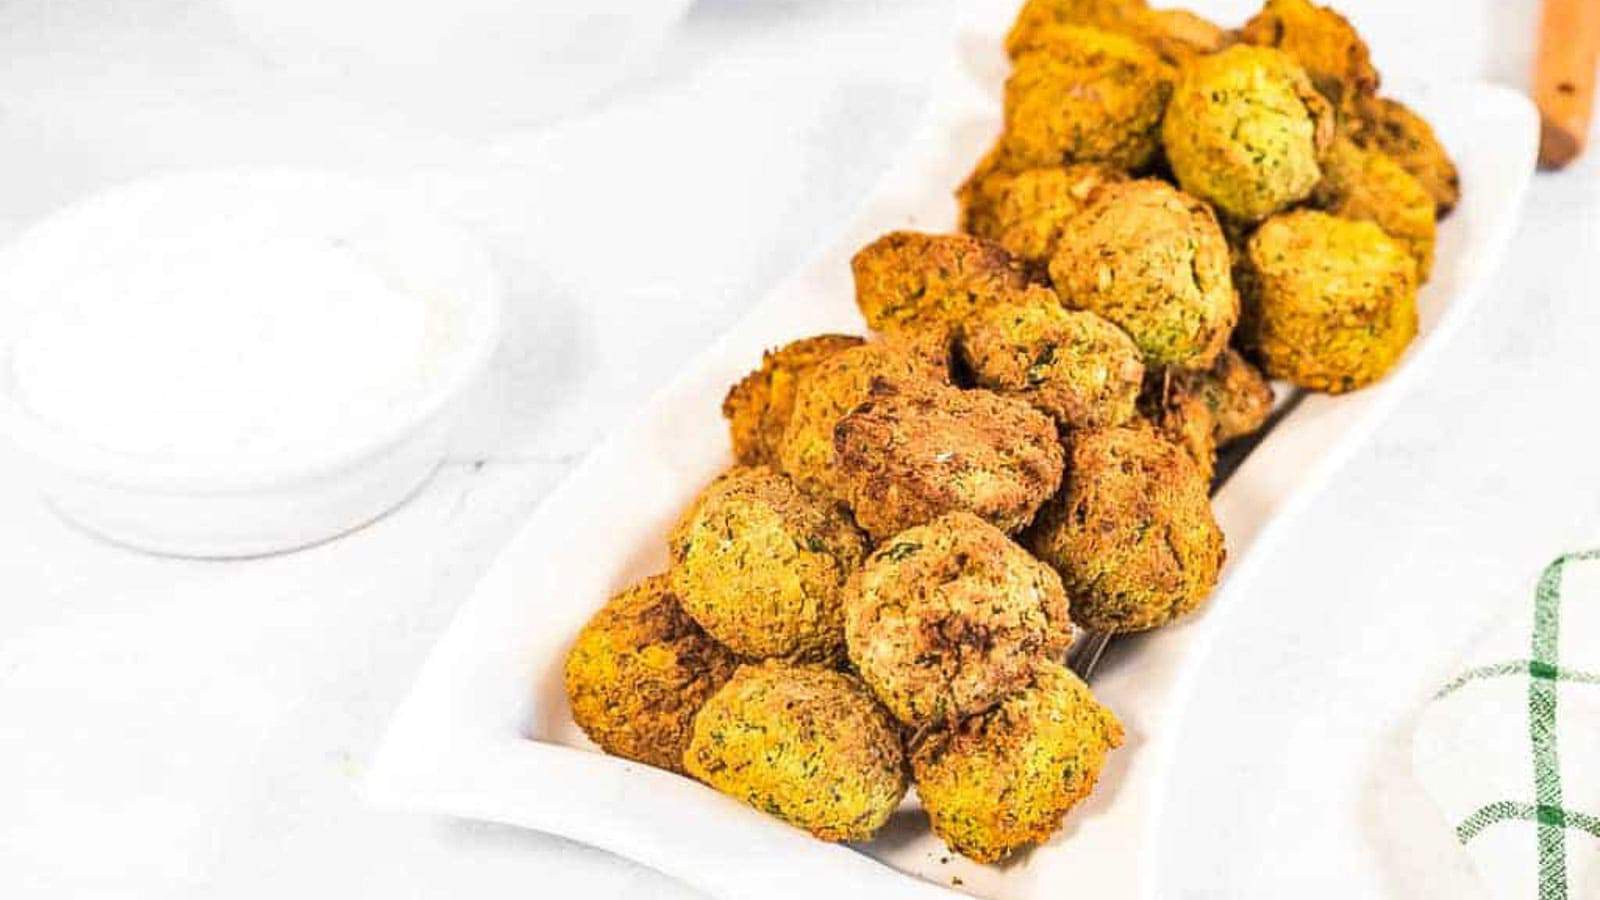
[0,168,505,494]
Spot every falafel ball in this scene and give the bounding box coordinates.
[980,164,1127,269]
[1178,347,1277,445]
[1005,0,1150,57]
[1162,45,1335,222]
[1239,0,1379,120]
[1355,95,1461,216]
[669,466,868,662]
[1312,137,1436,281]
[723,334,865,467]
[1047,179,1238,369]
[683,661,908,842]
[843,512,1075,727]
[956,140,1019,243]
[1027,426,1225,632]
[1237,209,1418,393]
[959,301,1145,430]
[777,337,950,499]
[852,231,1031,335]
[1005,0,1226,67]
[1001,26,1175,173]
[564,574,741,772]
[833,383,1066,540]
[911,660,1124,863]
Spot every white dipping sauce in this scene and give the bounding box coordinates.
[12,203,446,464]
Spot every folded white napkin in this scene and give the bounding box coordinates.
[1414,550,1600,899]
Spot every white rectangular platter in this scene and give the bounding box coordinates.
[367,11,1537,899]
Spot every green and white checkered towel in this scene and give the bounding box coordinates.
[1415,550,1600,899]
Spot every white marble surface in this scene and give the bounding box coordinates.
[0,1,1592,897]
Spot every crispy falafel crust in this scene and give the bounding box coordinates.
[1239,0,1379,119]
[843,512,1075,727]
[1027,426,1225,632]
[833,383,1065,540]
[852,231,1030,335]
[911,660,1124,863]
[1161,45,1335,222]
[777,338,950,500]
[1237,209,1418,393]
[1001,26,1175,173]
[670,466,868,662]
[683,662,908,842]
[1354,96,1460,216]
[1312,137,1436,281]
[563,575,741,772]
[723,334,866,467]
[1048,179,1238,369]
[971,165,1127,268]
[960,301,1146,430]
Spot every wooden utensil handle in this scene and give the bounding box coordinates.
[1535,0,1600,169]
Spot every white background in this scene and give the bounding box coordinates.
[0,0,1595,897]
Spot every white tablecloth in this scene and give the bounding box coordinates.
[0,1,1593,897]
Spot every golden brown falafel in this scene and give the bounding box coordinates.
[1005,0,1150,57]
[777,338,950,499]
[563,575,741,772]
[981,165,1127,269]
[959,301,1146,430]
[843,512,1075,727]
[1005,0,1226,67]
[1239,0,1379,120]
[1237,209,1418,393]
[723,334,865,467]
[911,660,1124,863]
[1354,95,1461,216]
[1140,347,1277,478]
[683,661,908,842]
[1180,347,1277,445]
[1048,179,1238,369]
[852,231,1032,335]
[833,383,1066,540]
[1027,425,1225,632]
[1001,26,1175,173]
[1162,45,1335,222]
[1312,137,1436,280]
[670,466,868,662]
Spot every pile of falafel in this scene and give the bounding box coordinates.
[564,0,1458,867]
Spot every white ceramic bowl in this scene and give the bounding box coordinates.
[0,171,503,558]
